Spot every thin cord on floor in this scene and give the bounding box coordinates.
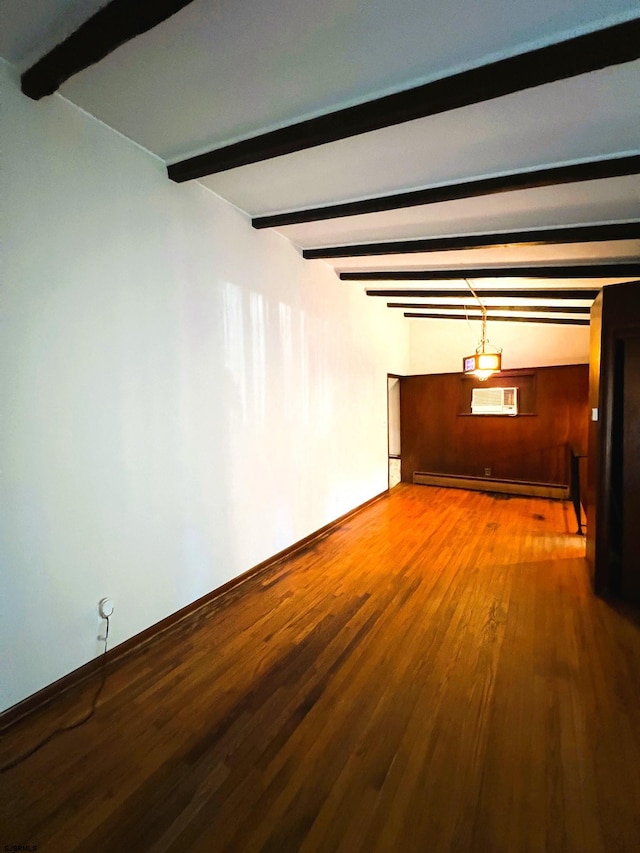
[0,616,110,773]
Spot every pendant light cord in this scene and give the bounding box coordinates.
[464,278,484,312]
[465,279,488,351]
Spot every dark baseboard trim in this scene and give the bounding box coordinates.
[0,489,388,731]
[413,471,569,499]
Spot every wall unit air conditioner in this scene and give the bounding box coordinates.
[471,386,518,415]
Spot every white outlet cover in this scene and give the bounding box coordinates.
[99,597,114,618]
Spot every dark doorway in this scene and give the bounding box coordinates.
[621,337,640,602]
[587,282,640,602]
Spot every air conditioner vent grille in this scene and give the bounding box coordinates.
[471,386,519,415]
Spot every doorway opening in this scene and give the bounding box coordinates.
[387,375,401,488]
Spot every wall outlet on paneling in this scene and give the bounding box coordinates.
[484,467,491,477]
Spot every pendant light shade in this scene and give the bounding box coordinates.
[462,350,502,380]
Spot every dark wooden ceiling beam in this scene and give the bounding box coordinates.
[21,0,196,99]
[366,289,600,299]
[341,263,640,281]
[253,155,640,228]
[168,19,640,182]
[303,222,640,259]
[387,303,591,313]
[403,313,589,325]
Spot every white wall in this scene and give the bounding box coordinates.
[0,61,409,712]
[408,316,589,375]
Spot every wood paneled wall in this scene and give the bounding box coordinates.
[400,364,589,485]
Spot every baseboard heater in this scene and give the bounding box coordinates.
[413,471,569,500]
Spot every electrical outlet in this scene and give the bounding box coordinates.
[98,597,114,619]
[484,467,491,477]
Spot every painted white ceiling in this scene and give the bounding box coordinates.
[0,0,108,68]
[201,63,640,216]
[1,0,638,317]
[42,0,640,162]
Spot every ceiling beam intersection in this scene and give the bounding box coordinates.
[21,0,196,99]
[386,303,591,313]
[303,222,640,259]
[403,313,589,325]
[365,289,601,299]
[168,18,640,181]
[253,155,640,228]
[341,263,640,281]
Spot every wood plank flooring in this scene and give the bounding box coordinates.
[2,485,640,852]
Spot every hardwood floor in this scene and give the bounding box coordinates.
[2,485,640,852]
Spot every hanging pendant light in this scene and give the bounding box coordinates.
[462,281,502,380]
